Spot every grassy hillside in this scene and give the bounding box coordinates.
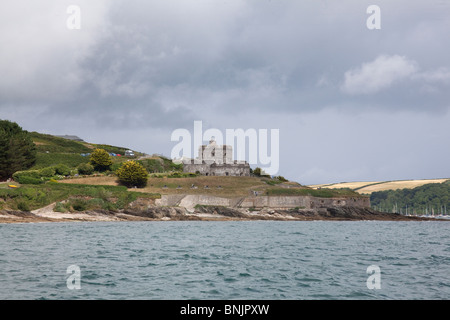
[60,175,364,199]
[30,132,92,154]
[29,132,141,169]
[309,178,450,195]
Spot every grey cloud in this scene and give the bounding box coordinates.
[1,0,450,184]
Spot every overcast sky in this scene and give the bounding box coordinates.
[1,0,449,184]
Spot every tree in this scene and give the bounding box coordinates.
[89,148,112,171]
[116,160,148,188]
[0,120,36,180]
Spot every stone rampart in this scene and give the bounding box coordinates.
[157,194,370,210]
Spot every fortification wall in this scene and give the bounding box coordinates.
[210,163,250,176]
[179,195,231,210]
[240,196,310,208]
[309,197,369,209]
[183,163,210,175]
[157,194,370,210]
[155,194,186,206]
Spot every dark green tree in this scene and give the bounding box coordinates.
[0,120,36,180]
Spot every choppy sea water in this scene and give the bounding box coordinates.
[0,221,449,300]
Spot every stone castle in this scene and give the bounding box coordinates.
[182,138,251,177]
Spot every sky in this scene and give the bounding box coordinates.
[1,0,449,185]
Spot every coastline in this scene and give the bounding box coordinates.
[0,205,443,224]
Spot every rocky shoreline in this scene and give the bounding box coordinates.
[0,205,442,223]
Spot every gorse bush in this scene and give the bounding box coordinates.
[116,160,148,188]
[89,148,112,171]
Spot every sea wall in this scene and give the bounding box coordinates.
[156,194,370,210]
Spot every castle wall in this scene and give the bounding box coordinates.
[183,161,250,176]
[183,163,211,175]
[309,197,370,209]
[210,163,250,176]
[157,194,370,210]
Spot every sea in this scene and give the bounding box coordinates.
[0,220,449,300]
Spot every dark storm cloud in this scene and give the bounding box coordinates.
[2,0,449,121]
[84,0,450,116]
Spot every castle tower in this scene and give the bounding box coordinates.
[183,137,250,177]
[198,137,232,164]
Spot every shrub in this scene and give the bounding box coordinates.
[54,202,70,213]
[87,198,105,209]
[97,188,112,201]
[253,167,262,176]
[89,148,112,171]
[77,163,94,175]
[17,200,30,212]
[265,179,282,186]
[54,164,71,176]
[110,162,122,172]
[39,166,56,177]
[116,160,148,188]
[12,170,43,184]
[167,171,197,178]
[101,201,116,211]
[70,198,88,211]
